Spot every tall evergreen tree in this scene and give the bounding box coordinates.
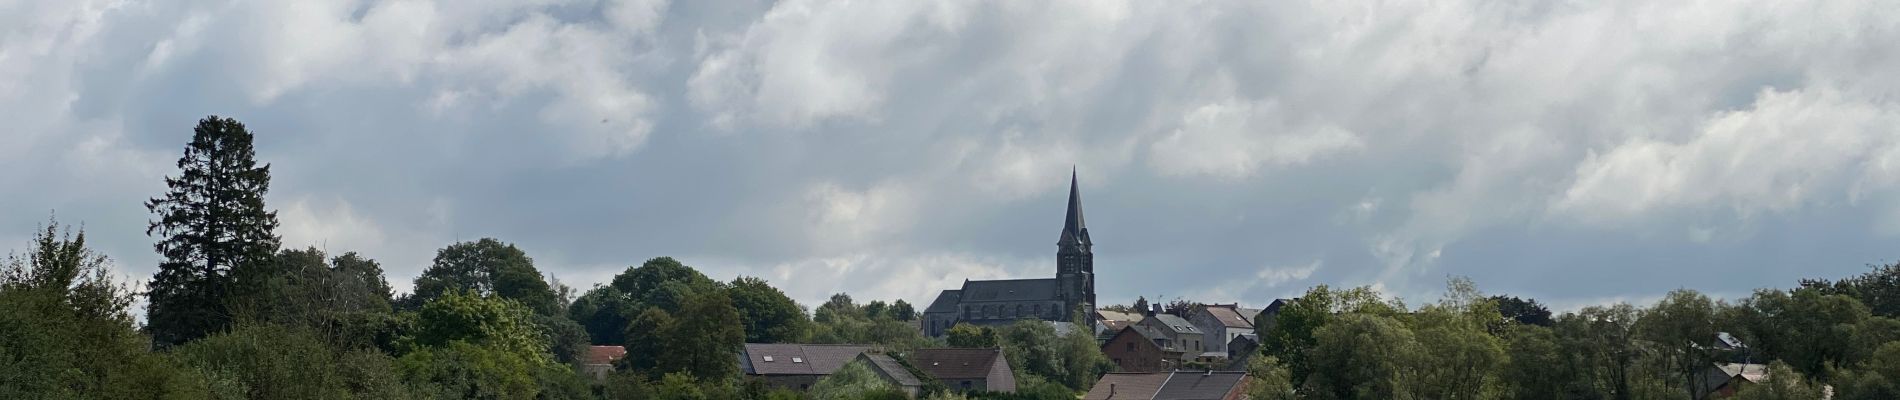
[144,116,281,347]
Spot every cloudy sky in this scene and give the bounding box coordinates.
[5,0,1900,312]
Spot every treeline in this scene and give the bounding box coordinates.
[1244,271,1900,400]
[0,116,1113,400]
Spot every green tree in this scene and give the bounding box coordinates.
[659,289,746,381]
[1245,356,1297,400]
[1637,289,1719,400]
[395,341,545,400]
[998,320,1064,387]
[411,238,558,315]
[1408,278,1504,400]
[809,360,903,400]
[865,300,890,320]
[568,285,631,344]
[169,324,416,399]
[945,323,999,348]
[891,299,917,321]
[1491,295,1553,326]
[1729,362,1824,400]
[1498,325,1565,400]
[1304,313,1421,400]
[145,116,283,347]
[1056,318,1113,391]
[1555,303,1645,400]
[1832,342,1900,400]
[0,218,207,399]
[622,307,675,373]
[612,257,720,313]
[412,291,551,365]
[729,276,810,343]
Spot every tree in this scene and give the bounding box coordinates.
[0,218,205,399]
[1055,319,1113,391]
[865,300,890,320]
[412,291,551,366]
[1556,303,1645,400]
[1409,278,1504,400]
[1492,295,1553,327]
[1832,342,1900,400]
[568,285,632,345]
[891,299,917,321]
[145,116,283,347]
[809,361,904,400]
[998,320,1064,387]
[411,239,558,315]
[1729,362,1824,400]
[1132,296,1150,314]
[729,276,810,343]
[659,289,745,381]
[169,324,416,399]
[1163,297,1199,317]
[612,257,719,313]
[1304,313,1421,399]
[1498,325,1564,400]
[816,293,860,323]
[1637,289,1719,400]
[1246,356,1297,400]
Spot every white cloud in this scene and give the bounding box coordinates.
[1149,99,1363,179]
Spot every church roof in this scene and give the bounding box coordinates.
[1058,169,1091,247]
[959,278,1059,302]
[924,290,963,314]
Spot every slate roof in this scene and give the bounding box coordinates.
[1084,373,1171,400]
[959,278,1059,302]
[925,290,964,314]
[1058,169,1092,247]
[1149,314,1202,334]
[1236,308,1262,324]
[1201,306,1253,329]
[1083,371,1251,400]
[909,348,1007,379]
[585,346,626,366]
[1096,309,1141,322]
[739,344,874,376]
[857,353,924,387]
[1152,371,1249,399]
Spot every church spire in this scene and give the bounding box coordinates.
[1059,167,1090,247]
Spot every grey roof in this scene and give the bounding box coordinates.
[1236,308,1262,324]
[740,344,874,376]
[1152,371,1250,399]
[1199,306,1252,329]
[1131,325,1171,341]
[1149,314,1202,334]
[1058,169,1091,247]
[857,353,923,387]
[924,290,964,314]
[960,278,1059,302]
[910,348,1008,379]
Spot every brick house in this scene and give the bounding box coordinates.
[1102,325,1184,372]
[737,343,875,390]
[908,348,1017,393]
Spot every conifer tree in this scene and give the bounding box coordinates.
[144,116,281,346]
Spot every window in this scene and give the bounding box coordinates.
[1125,342,1134,351]
[792,357,804,363]
[762,356,774,362]
[1015,304,1024,317]
[1033,304,1042,316]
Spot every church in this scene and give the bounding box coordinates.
[920,171,1097,337]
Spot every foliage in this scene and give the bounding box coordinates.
[412,238,559,315]
[729,276,811,343]
[1491,295,1553,326]
[568,285,632,345]
[1729,362,1824,400]
[1303,313,1420,399]
[1245,356,1297,400]
[170,323,417,399]
[809,360,903,400]
[946,323,1000,348]
[413,290,551,365]
[1636,289,1720,400]
[395,341,543,400]
[145,116,283,347]
[891,299,917,321]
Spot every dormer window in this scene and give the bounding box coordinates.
[762,356,774,362]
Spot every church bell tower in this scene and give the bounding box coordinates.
[1056,169,1095,321]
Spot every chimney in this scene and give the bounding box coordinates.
[1109,383,1116,397]
[1151,303,1163,316]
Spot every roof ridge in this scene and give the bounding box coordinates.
[1153,371,1175,399]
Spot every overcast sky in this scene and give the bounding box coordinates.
[5,0,1900,313]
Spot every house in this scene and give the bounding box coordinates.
[582,346,626,380]
[1137,310,1206,363]
[738,343,876,390]
[1188,304,1255,354]
[1223,334,1258,371]
[1700,363,1769,399]
[1102,325,1184,372]
[1083,371,1252,400]
[1253,299,1293,333]
[856,353,926,397]
[908,348,1017,393]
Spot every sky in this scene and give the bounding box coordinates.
[4,0,1900,314]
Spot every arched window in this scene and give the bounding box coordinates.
[1016,304,1024,317]
[1033,304,1042,316]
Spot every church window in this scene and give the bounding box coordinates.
[1033,304,1041,316]
[1015,305,1024,317]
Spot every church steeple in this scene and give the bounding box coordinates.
[1058,168,1091,250]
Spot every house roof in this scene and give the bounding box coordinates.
[1083,371,1251,400]
[925,290,964,314]
[909,348,1007,379]
[960,278,1059,302]
[740,344,874,376]
[1236,308,1262,324]
[1200,306,1253,329]
[857,353,924,387]
[1152,371,1250,399]
[1148,314,1202,335]
[1097,309,1141,322]
[585,346,626,366]
[1084,373,1171,400]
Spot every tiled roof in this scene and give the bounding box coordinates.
[1096,309,1141,322]
[1201,306,1252,329]
[1083,371,1250,400]
[925,290,964,314]
[740,344,874,376]
[1152,371,1249,399]
[908,348,1006,379]
[1083,373,1171,400]
[960,278,1059,302]
[858,353,923,387]
[585,346,626,366]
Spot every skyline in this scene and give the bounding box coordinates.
[6,0,1900,312]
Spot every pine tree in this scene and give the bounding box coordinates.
[144,116,281,347]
